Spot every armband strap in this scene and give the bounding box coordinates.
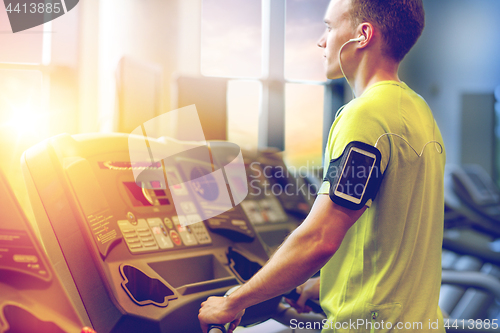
[323,141,385,210]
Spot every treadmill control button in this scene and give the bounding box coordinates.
[147,218,174,250]
[155,231,174,249]
[173,215,197,246]
[169,230,182,246]
[127,212,136,223]
[119,219,159,252]
[180,228,197,246]
[163,217,174,229]
[125,238,141,244]
[190,220,212,244]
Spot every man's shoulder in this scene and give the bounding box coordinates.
[340,81,426,126]
[357,81,418,105]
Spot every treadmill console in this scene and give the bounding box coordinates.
[451,165,500,223]
[237,150,315,254]
[22,133,278,333]
[255,150,314,218]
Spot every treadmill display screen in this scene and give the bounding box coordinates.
[124,182,153,206]
[123,182,172,207]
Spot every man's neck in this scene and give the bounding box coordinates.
[351,54,400,97]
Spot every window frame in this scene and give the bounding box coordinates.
[201,0,345,161]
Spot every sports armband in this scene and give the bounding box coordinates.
[323,141,384,210]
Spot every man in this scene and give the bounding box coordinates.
[199,0,446,332]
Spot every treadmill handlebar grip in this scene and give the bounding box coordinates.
[208,324,226,333]
[442,270,500,299]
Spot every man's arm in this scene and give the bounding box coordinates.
[199,194,366,332]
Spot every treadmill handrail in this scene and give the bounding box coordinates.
[442,270,500,299]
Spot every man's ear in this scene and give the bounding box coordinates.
[356,22,374,47]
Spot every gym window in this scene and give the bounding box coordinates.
[201,0,340,169]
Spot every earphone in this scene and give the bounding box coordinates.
[349,35,366,43]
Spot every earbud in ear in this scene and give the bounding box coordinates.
[349,35,366,42]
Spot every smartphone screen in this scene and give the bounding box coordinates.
[335,148,376,202]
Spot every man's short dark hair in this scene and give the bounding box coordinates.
[349,0,425,62]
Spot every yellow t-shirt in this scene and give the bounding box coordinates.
[318,81,446,332]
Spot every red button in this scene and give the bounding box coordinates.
[170,230,182,246]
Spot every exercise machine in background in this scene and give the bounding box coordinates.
[0,169,86,333]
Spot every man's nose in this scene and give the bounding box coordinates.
[317,32,326,48]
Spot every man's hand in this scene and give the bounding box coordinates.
[284,277,320,313]
[198,296,245,333]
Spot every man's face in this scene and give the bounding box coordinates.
[318,0,356,79]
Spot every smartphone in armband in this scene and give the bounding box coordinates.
[334,147,377,204]
[325,142,383,210]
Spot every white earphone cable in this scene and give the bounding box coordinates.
[338,39,356,98]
